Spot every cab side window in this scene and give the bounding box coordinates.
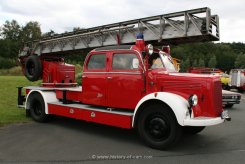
[87,54,106,70]
[112,54,138,70]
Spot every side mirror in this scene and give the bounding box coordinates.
[132,58,139,69]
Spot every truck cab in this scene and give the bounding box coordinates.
[80,38,224,117]
[81,45,144,109]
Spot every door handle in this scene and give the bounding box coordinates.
[82,75,87,78]
[107,77,112,80]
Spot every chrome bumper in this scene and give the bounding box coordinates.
[221,110,231,121]
[183,111,231,126]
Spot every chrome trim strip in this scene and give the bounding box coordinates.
[41,83,77,85]
[83,72,107,74]
[48,102,134,116]
[24,86,55,91]
[108,72,141,75]
[83,72,141,75]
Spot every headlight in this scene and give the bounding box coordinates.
[147,44,154,55]
[188,94,198,107]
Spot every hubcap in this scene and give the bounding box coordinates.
[145,114,170,141]
[33,100,42,116]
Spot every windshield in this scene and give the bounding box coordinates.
[149,51,177,72]
[151,57,164,69]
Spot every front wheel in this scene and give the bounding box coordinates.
[29,92,49,122]
[137,104,182,150]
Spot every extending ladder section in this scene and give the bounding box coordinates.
[21,7,219,56]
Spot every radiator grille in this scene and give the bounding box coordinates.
[213,80,222,115]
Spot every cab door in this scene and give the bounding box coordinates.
[107,51,144,109]
[82,53,107,106]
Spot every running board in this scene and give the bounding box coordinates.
[48,102,133,129]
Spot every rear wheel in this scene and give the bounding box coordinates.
[137,104,182,149]
[183,126,205,135]
[29,92,49,122]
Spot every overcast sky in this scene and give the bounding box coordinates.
[0,0,244,43]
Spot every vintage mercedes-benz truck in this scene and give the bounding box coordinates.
[17,7,230,149]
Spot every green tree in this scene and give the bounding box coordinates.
[192,59,198,67]
[0,20,42,68]
[0,20,21,59]
[180,58,190,72]
[0,39,19,59]
[208,55,217,68]
[235,54,245,68]
[20,21,41,43]
[42,30,56,37]
[73,27,86,33]
[198,58,205,67]
[0,20,21,41]
[73,27,81,32]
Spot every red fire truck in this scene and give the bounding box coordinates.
[229,69,245,93]
[17,7,230,149]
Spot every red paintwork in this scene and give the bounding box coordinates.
[106,52,144,109]
[162,45,170,54]
[81,50,145,109]
[82,53,107,106]
[26,89,30,95]
[42,61,75,87]
[152,71,222,117]
[188,67,223,74]
[240,71,245,90]
[79,46,222,117]
[135,39,146,51]
[23,37,223,128]
[55,90,81,102]
[48,104,132,129]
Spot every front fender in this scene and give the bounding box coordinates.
[132,92,190,127]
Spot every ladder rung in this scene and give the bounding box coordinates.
[20,7,219,57]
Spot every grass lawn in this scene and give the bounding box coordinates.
[0,76,41,126]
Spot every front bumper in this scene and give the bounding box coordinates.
[222,99,240,105]
[222,90,241,105]
[183,111,230,126]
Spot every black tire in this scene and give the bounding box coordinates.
[25,55,42,81]
[26,109,31,117]
[183,126,205,135]
[137,104,182,150]
[29,92,49,122]
[224,104,234,108]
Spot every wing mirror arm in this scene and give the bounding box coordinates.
[132,58,147,92]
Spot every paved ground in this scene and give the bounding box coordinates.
[241,93,245,100]
[0,99,245,164]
